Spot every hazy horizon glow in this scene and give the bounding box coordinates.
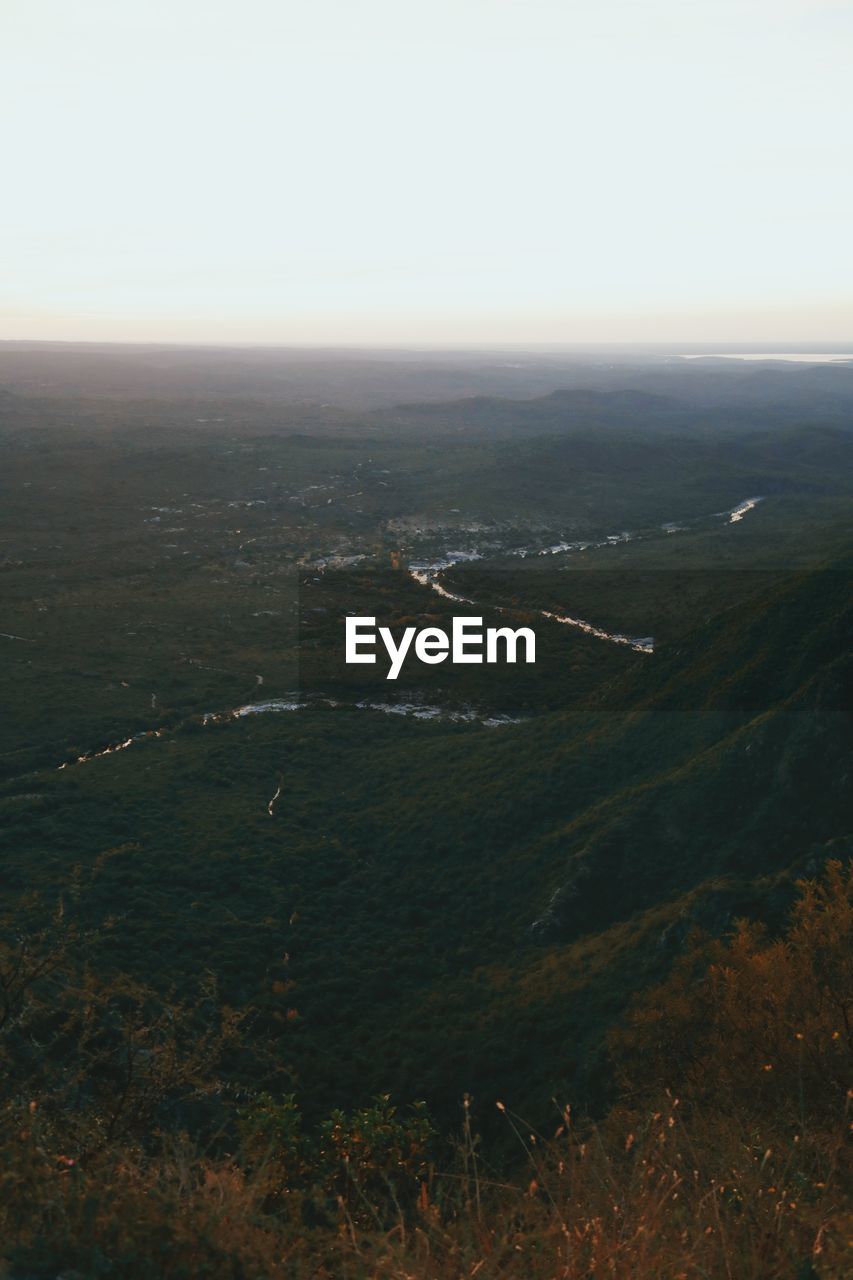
[3,0,852,344]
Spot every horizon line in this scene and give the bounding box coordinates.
[1,338,852,354]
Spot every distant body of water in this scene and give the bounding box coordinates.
[681,353,853,363]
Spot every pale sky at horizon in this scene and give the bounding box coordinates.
[3,0,852,345]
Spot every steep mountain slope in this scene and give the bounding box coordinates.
[3,557,849,1130]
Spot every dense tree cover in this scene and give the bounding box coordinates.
[2,557,848,1135]
[1,357,852,1273]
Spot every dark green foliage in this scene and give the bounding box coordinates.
[0,351,851,1158]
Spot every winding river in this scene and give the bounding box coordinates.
[404,494,764,655]
[48,495,762,776]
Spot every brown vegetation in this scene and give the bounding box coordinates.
[1,863,850,1278]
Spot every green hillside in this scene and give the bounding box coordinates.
[3,554,849,1133]
[1,359,851,1275]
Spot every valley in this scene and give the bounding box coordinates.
[1,347,851,1140]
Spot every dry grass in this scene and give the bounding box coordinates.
[1,1093,849,1278]
[1,862,850,1278]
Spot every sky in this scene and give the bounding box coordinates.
[2,0,852,345]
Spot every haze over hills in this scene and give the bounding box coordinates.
[2,340,853,412]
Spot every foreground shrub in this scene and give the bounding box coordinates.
[0,862,849,1277]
